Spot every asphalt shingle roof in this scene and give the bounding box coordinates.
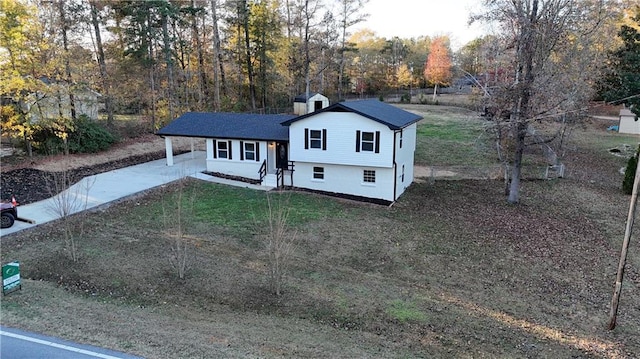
[156,112,295,141]
[293,92,320,102]
[282,99,422,130]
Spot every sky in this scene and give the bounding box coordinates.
[352,0,489,50]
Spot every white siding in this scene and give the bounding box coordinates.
[306,94,329,113]
[205,139,267,179]
[293,162,395,201]
[288,112,394,168]
[394,123,417,199]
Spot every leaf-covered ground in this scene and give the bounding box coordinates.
[1,113,639,358]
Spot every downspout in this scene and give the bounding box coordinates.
[393,130,398,201]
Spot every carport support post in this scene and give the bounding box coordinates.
[165,137,174,166]
[608,158,640,330]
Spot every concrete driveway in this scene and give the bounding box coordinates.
[1,151,269,237]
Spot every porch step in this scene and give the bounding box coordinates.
[263,173,278,187]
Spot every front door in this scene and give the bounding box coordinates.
[276,142,288,169]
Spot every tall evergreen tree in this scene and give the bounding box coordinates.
[599,6,640,117]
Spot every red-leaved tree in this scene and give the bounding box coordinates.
[423,37,452,101]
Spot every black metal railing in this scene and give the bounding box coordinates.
[258,160,267,182]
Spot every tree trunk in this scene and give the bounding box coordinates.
[191,0,209,109]
[507,0,538,204]
[508,123,527,203]
[432,83,438,101]
[210,0,225,110]
[241,0,257,110]
[90,1,114,124]
[338,4,347,101]
[147,13,156,130]
[162,9,175,120]
[58,1,76,120]
[303,0,311,103]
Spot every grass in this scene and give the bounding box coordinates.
[386,299,427,323]
[1,110,639,358]
[398,104,497,167]
[192,184,344,228]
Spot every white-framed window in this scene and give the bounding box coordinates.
[214,140,232,159]
[356,130,380,153]
[362,132,375,151]
[363,170,376,183]
[240,141,260,161]
[244,142,255,160]
[305,128,327,150]
[313,166,324,180]
[310,130,322,148]
[399,131,403,149]
[401,164,405,182]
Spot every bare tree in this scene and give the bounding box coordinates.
[162,177,197,280]
[473,0,609,203]
[263,192,297,296]
[46,168,96,262]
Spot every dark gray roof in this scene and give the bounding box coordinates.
[156,112,295,141]
[294,92,320,103]
[282,99,422,130]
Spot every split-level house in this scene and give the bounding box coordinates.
[157,99,422,203]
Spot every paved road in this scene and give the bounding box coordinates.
[0,326,142,359]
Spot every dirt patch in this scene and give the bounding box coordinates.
[413,164,505,182]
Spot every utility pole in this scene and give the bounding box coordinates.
[607,152,640,330]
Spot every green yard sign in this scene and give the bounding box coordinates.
[2,261,21,295]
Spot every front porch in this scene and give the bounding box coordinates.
[163,136,292,189]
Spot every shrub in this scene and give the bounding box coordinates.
[32,116,117,155]
[67,116,117,153]
[623,145,640,195]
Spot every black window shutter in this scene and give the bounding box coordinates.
[375,131,380,153]
[355,130,361,152]
[228,140,232,160]
[213,140,217,159]
[304,128,309,149]
[240,141,244,160]
[322,129,327,150]
[255,142,260,161]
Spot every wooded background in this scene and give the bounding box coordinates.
[1,1,639,204]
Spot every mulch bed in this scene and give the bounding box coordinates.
[0,151,173,205]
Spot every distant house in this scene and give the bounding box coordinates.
[20,78,102,121]
[293,93,329,115]
[157,99,422,203]
[618,108,639,135]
